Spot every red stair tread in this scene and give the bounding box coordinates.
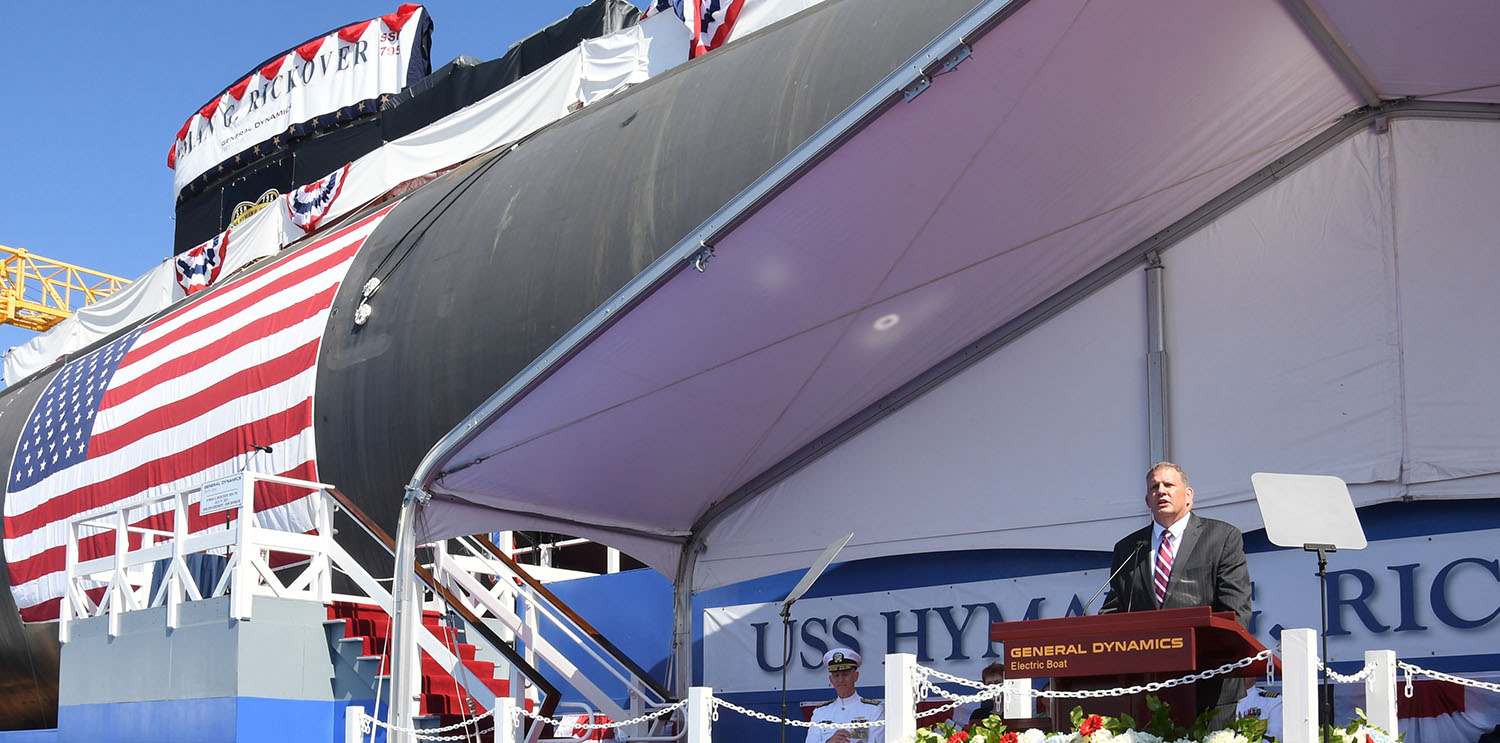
[331,600,510,723]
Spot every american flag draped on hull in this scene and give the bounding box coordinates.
[2,204,398,621]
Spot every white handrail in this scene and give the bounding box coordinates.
[449,536,665,705]
[58,471,678,741]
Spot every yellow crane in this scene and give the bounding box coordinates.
[0,245,131,332]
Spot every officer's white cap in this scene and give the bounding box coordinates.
[823,648,861,671]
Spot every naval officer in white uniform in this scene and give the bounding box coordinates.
[807,648,884,743]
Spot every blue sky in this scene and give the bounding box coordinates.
[0,0,646,361]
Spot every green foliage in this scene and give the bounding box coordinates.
[914,720,959,743]
[1187,704,1221,741]
[1070,705,1086,730]
[1106,713,1138,736]
[971,714,1008,739]
[1142,694,1188,741]
[913,693,1281,743]
[1323,708,1404,743]
[1221,714,1269,742]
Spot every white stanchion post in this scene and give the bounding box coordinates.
[1364,649,1398,733]
[1002,679,1030,719]
[885,653,918,743]
[231,474,254,622]
[1282,628,1319,743]
[495,697,521,743]
[344,705,366,743]
[688,687,713,743]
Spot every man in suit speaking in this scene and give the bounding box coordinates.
[1101,461,1252,721]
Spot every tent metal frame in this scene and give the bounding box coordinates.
[391,0,1500,705]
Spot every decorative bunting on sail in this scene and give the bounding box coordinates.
[174,230,229,295]
[287,165,351,234]
[168,5,431,197]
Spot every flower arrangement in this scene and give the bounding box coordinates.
[913,696,1268,743]
[912,697,1402,743]
[1325,710,1401,743]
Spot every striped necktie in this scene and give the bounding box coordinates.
[1153,530,1176,606]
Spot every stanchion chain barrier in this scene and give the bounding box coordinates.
[909,666,1005,719]
[909,648,1275,714]
[710,696,887,730]
[918,667,991,689]
[1317,659,1373,684]
[360,699,686,741]
[1040,649,1274,699]
[360,706,497,741]
[516,699,688,729]
[1396,661,1500,699]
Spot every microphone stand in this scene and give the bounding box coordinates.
[1083,539,1144,614]
[779,533,853,743]
[780,602,795,743]
[234,444,274,528]
[1305,543,1336,743]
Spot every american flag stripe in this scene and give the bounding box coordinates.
[112,246,358,388]
[14,480,320,621]
[4,351,319,591]
[10,456,318,589]
[6,397,315,542]
[8,459,321,589]
[5,355,323,524]
[4,204,396,620]
[102,288,338,407]
[95,316,328,440]
[125,236,359,365]
[87,342,320,459]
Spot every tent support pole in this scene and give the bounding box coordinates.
[672,539,701,696]
[388,488,425,743]
[1145,251,1170,464]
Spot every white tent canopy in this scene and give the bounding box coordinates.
[396,0,1500,691]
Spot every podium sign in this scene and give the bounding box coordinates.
[199,473,245,515]
[993,607,1273,729]
[1006,628,1195,678]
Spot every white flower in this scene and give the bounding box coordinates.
[1019,729,1048,743]
[1203,730,1248,743]
[1088,729,1115,743]
[1128,731,1162,743]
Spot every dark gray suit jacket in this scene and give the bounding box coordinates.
[1099,513,1253,710]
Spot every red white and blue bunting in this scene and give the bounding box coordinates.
[174,230,229,295]
[287,165,350,234]
[167,4,429,197]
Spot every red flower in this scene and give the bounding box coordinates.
[1079,715,1105,737]
[1365,736,1375,743]
[1000,733,1019,743]
[946,731,970,743]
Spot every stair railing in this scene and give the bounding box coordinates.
[433,534,678,739]
[324,486,565,737]
[57,470,564,737]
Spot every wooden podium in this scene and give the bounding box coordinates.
[991,607,1272,730]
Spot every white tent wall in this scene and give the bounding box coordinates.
[1393,120,1500,489]
[1167,126,1402,512]
[695,117,1500,589]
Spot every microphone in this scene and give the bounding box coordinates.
[240,443,274,474]
[1083,539,1146,614]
